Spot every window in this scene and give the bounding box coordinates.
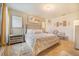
[12,16,22,28]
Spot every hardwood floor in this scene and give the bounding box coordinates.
[2,39,79,56]
[38,40,79,56]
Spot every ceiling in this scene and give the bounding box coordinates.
[7,3,79,19]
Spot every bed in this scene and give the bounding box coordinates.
[4,29,60,56]
[24,29,59,55]
[33,33,59,55]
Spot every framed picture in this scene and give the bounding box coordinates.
[28,16,42,23]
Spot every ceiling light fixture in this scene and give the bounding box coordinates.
[42,4,55,12]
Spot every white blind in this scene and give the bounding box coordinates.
[12,16,22,28]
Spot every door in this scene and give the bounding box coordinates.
[75,25,79,49]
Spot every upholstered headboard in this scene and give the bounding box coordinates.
[27,22,42,29]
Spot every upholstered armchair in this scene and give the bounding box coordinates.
[6,29,36,56]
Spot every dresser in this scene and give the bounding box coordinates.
[8,35,25,45]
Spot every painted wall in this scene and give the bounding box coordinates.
[9,8,44,35]
[46,12,79,42]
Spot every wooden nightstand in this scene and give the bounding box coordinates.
[8,34,25,45]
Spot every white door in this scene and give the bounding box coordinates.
[73,20,79,49]
[75,25,79,49]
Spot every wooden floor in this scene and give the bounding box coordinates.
[38,40,79,56]
[1,39,79,56]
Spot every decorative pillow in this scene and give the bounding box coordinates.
[53,29,59,35]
